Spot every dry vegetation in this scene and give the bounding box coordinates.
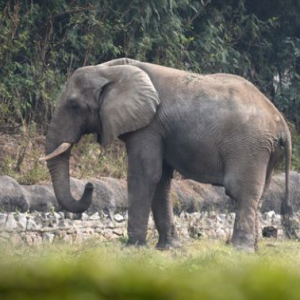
[0,128,128,185]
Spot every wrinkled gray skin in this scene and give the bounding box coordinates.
[45,58,292,252]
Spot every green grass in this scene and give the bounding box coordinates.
[0,239,300,299]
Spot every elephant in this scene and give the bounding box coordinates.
[41,58,292,252]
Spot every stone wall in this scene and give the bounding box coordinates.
[0,172,299,245]
[1,172,300,215]
[0,210,297,247]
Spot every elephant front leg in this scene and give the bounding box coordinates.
[152,163,181,250]
[127,174,159,246]
[125,135,163,246]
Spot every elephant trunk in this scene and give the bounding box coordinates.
[46,146,93,214]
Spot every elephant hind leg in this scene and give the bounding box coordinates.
[224,160,268,252]
[151,162,180,250]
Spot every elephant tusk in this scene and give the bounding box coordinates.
[39,142,72,161]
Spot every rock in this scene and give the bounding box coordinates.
[32,235,42,245]
[23,185,60,212]
[216,228,227,240]
[229,213,236,220]
[188,223,203,239]
[90,212,100,220]
[5,214,18,232]
[15,213,27,231]
[113,229,124,236]
[10,233,22,246]
[47,216,56,227]
[219,214,227,220]
[89,179,116,215]
[200,211,208,219]
[216,215,225,225]
[114,214,124,223]
[25,234,33,245]
[262,172,300,213]
[272,214,282,225]
[263,211,276,221]
[208,211,217,220]
[190,212,201,219]
[26,217,37,230]
[42,215,51,227]
[0,172,299,217]
[33,215,43,230]
[58,212,65,219]
[179,211,187,219]
[96,177,128,213]
[64,212,74,219]
[48,212,63,226]
[171,181,200,214]
[72,213,82,220]
[84,227,94,234]
[101,229,113,239]
[43,233,55,243]
[58,219,70,228]
[206,219,214,226]
[68,177,127,215]
[0,176,29,212]
[0,213,7,231]
[99,211,108,219]
[277,228,285,239]
[0,172,300,245]
[81,213,89,221]
[107,221,116,228]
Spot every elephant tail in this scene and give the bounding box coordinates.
[281,134,293,216]
[280,134,298,239]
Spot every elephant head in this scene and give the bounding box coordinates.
[41,65,160,213]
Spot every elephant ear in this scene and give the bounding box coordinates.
[98,65,160,146]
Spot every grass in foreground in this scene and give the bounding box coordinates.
[0,239,300,299]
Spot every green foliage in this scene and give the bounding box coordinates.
[0,0,299,167]
[291,129,300,171]
[0,1,64,126]
[1,240,300,299]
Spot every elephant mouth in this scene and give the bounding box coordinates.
[39,142,72,161]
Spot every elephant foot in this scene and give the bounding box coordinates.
[233,243,256,253]
[126,238,147,248]
[231,234,256,253]
[156,238,182,251]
